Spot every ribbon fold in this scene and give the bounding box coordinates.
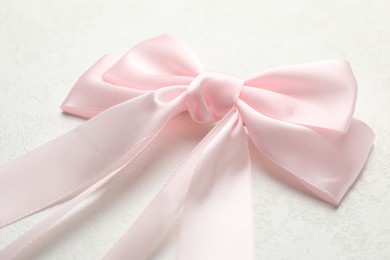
[0,34,374,259]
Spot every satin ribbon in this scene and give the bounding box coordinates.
[0,34,374,259]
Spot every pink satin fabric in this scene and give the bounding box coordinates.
[0,34,374,259]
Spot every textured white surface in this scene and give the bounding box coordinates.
[0,0,389,259]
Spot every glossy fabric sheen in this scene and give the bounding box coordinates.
[0,34,374,259]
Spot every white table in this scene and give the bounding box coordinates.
[0,0,388,259]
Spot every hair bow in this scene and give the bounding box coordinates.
[0,34,374,259]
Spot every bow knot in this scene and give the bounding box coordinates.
[186,71,244,123]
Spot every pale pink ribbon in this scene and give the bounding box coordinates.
[0,34,374,259]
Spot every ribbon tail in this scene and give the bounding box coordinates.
[104,109,254,260]
[178,109,253,260]
[0,157,132,259]
[0,87,186,228]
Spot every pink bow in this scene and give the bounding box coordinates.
[0,34,374,259]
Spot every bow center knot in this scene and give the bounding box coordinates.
[186,71,244,123]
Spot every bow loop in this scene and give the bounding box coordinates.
[186,71,244,123]
[102,34,202,90]
[242,60,357,132]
